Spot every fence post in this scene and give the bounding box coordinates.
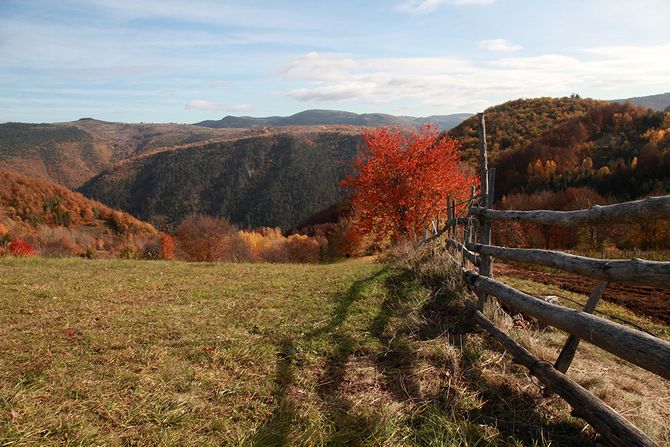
[554,281,608,373]
[477,113,491,311]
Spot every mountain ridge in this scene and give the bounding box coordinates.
[611,92,670,111]
[195,109,473,130]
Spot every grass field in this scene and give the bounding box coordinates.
[0,257,667,446]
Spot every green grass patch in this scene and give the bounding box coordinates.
[0,257,503,446]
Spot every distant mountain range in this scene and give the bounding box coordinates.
[195,109,473,131]
[611,92,670,111]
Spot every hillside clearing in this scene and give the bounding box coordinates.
[0,257,667,446]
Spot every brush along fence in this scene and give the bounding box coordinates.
[427,113,670,447]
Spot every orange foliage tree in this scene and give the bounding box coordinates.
[340,125,477,245]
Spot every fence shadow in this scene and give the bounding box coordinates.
[250,267,591,446]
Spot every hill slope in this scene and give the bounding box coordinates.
[79,131,363,230]
[612,92,670,111]
[195,109,472,131]
[492,102,670,200]
[449,97,605,167]
[0,120,240,189]
[0,168,158,255]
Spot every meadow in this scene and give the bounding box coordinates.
[1,257,668,446]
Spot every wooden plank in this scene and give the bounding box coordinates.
[478,168,496,279]
[466,243,670,289]
[554,281,607,374]
[465,300,658,447]
[470,195,670,226]
[462,269,670,379]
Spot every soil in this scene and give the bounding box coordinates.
[493,263,670,325]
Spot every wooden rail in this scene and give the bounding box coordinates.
[465,301,657,447]
[426,112,670,446]
[446,239,480,267]
[469,195,670,226]
[466,242,670,289]
[462,269,670,379]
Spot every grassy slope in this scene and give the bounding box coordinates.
[0,257,667,446]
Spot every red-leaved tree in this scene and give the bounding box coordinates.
[340,125,476,245]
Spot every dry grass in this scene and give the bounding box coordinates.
[2,255,665,446]
[390,244,670,446]
[495,275,670,443]
[0,257,542,446]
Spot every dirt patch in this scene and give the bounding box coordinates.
[493,263,670,325]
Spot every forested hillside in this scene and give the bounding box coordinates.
[487,103,670,251]
[0,168,159,257]
[0,123,110,189]
[0,120,236,188]
[449,96,605,167]
[79,131,363,230]
[612,92,670,111]
[493,102,670,200]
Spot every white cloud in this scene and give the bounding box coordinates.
[479,39,522,52]
[395,0,496,15]
[185,101,255,113]
[228,104,255,113]
[282,43,670,111]
[185,100,225,111]
[395,0,445,14]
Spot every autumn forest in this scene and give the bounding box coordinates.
[1,97,669,261]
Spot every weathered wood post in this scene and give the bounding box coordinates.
[554,281,608,373]
[477,113,493,311]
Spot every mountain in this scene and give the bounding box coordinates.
[0,168,158,256]
[612,92,670,111]
[492,102,670,201]
[195,109,472,131]
[0,119,239,189]
[78,130,363,231]
[449,96,606,168]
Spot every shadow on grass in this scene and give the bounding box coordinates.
[250,269,387,446]
[368,269,591,446]
[248,337,300,446]
[250,267,592,446]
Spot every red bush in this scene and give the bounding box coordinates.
[9,239,36,257]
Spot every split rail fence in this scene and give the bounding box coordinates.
[427,113,670,447]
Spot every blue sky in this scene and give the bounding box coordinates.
[1,0,669,123]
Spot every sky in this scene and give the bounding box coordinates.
[1,0,669,123]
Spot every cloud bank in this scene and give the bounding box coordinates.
[283,43,670,111]
[479,39,522,52]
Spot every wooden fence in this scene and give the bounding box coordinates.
[428,113,670,447]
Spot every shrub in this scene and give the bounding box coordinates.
[9,239,36,257]
[174,215,236,262]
